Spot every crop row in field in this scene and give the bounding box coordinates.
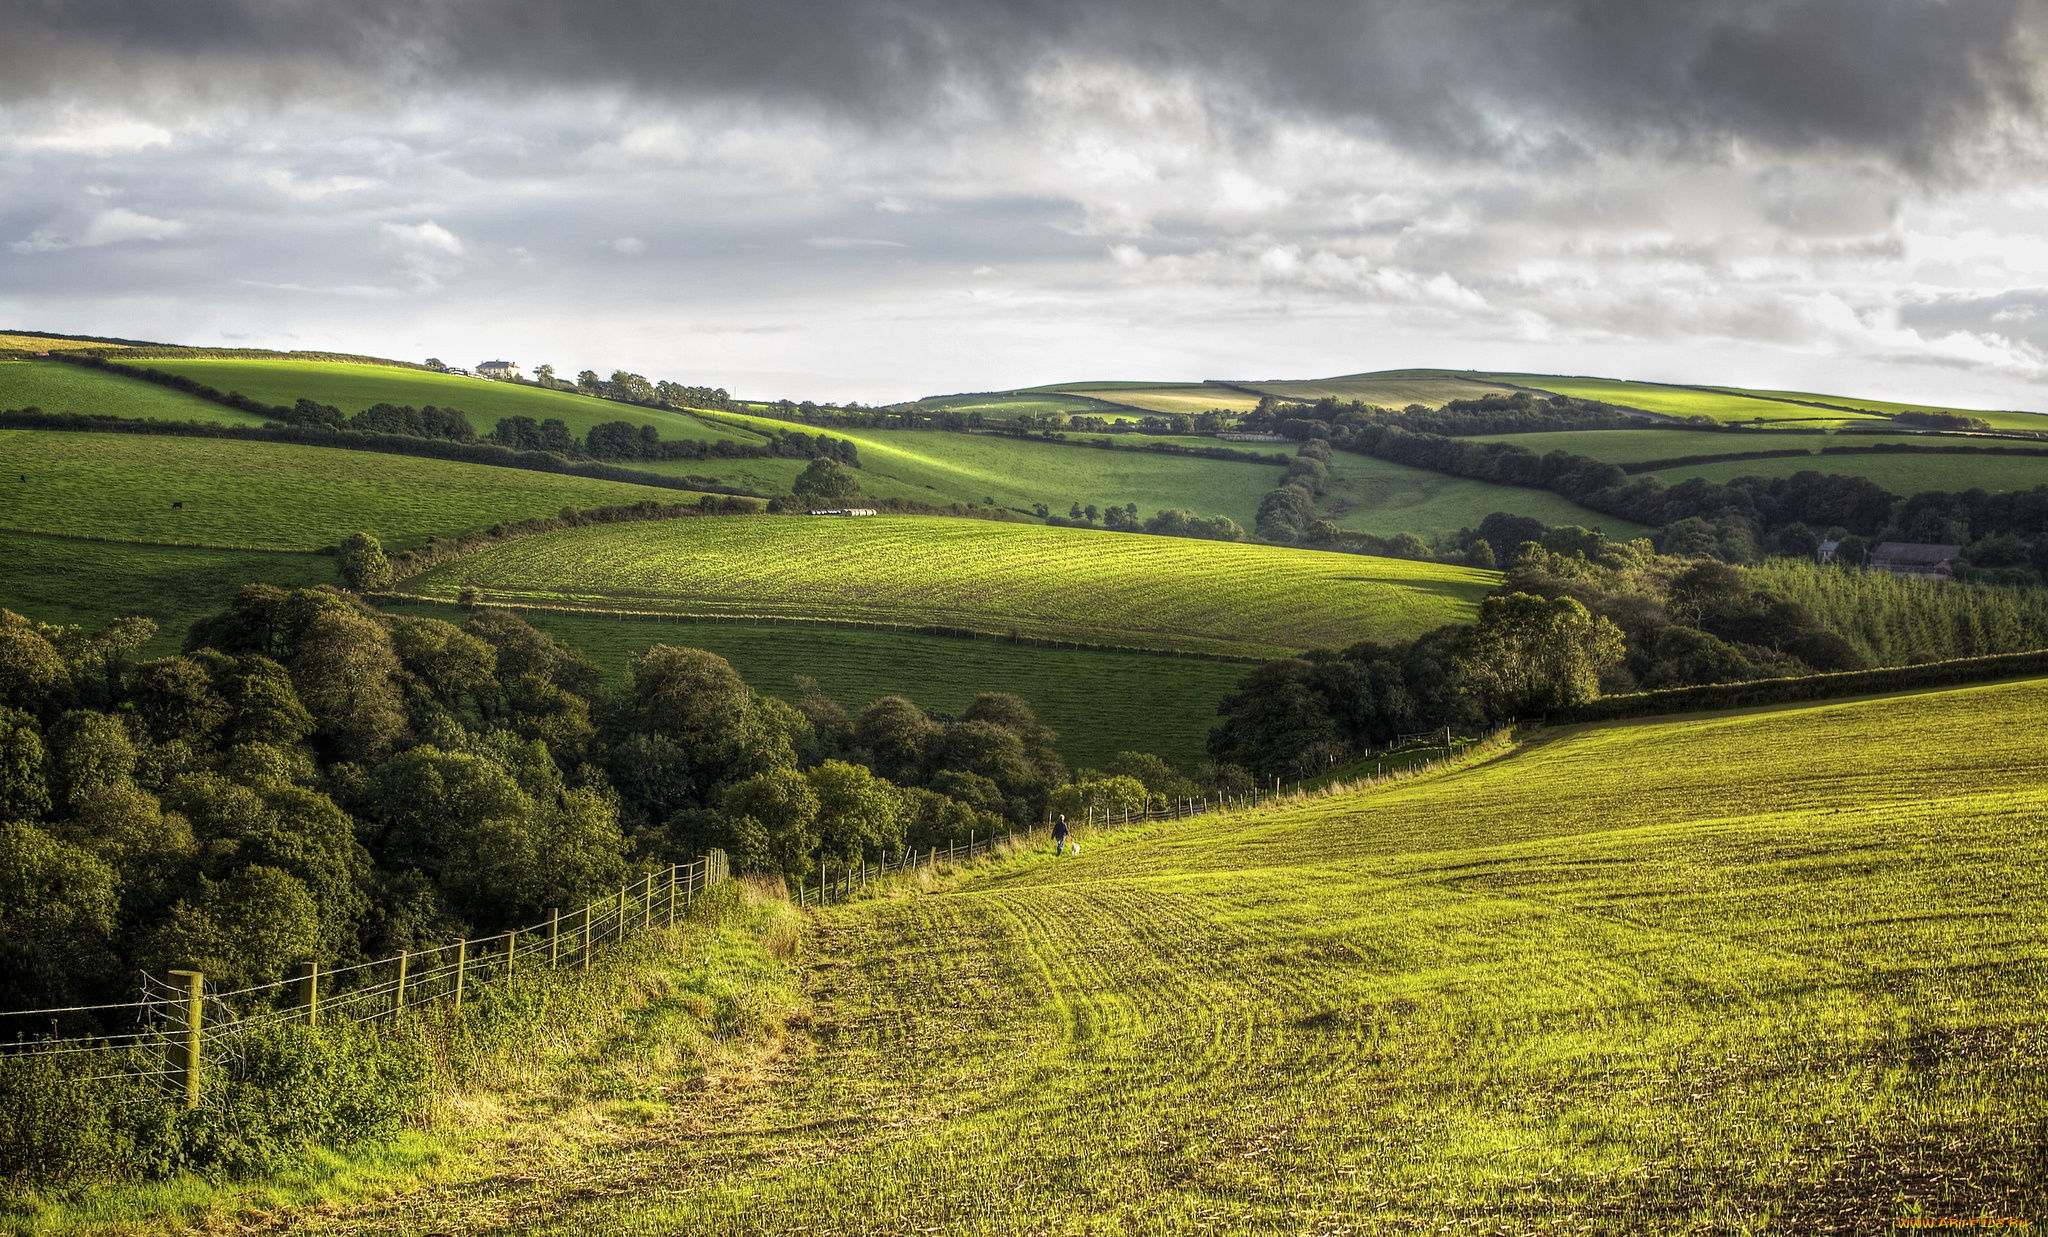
[0,430,703,551]
[399,514,1497,657]
[384,601,1243,767]
[303,676,2048,1233]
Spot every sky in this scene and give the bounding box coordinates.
[4,0,2048,408]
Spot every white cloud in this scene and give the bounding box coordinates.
[609,236,646,253]
[804,236,907,249]
[380,220,463,254]
[80,207,186,245]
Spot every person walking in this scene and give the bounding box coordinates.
[1052,813,1070,856]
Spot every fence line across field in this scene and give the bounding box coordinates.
[0,850,732,1109]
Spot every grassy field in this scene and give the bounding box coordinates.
[903,392,1119,419]
[1648,450,2048,495]
[1244,370,1526,408]
[141,359,761,444]
[0,359,270,425]
[386,601,1245,767]
[1062,385,1267,415]
[1322,451,1654,539]
[0,332,137,352]
[1744,388,2048,433]
[0,532,335,655]
[688,412,1286,527]
[294,676,2048,1233]
[1492,374,1892,424]
[0,430,702,550]
[399,515,1497,657]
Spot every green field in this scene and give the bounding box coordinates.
[1062,385,1266,415]
[0,333,139,352]
[1744,388,2048,433]
[0,532,335,655]
[0,359,269,426]
[1493,374,1892,424]
[141,359,761,444]
[399,516,1497,657]
[0,430,702,551]
[688,412,1286,527]
[386,601,1245,767]
[308,677,2048,1232]
[1244,370,1526,408]
[1322,451,1654,539]
[903,391,1118,419]
[1649,450,2048,495]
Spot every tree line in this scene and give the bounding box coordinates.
[0,590,1228,1015]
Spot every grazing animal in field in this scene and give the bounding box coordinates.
[172,501,182,508]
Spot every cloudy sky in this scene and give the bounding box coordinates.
[4,0,2048,407]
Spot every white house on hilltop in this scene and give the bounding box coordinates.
[476,360,520,380]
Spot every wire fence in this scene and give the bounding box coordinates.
[0,851,731,1109]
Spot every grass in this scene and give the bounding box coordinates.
[903,392,1119,419]
[0,333,136,352]
[385,601,1248,768]
[139,359,763,444]
[397,515,1498,657]
[1744,389,2048,433]
[1061,385,1267,415]
[1322,451,1655,539]
[1648,450,2048,496]
[688,411,1286,528]
[1490,374,1893,424]
[0,360,268,426]
[0,430,705,551]
[1243,370,1526,408]
[279,675,2048,1233]
[0,533,335,655]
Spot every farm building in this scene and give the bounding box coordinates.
[1817,539,1841,565]
[1869,542,1963,579]
[808,508,877,516]
[477,360,521,379]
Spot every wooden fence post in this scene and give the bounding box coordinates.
[668,866,678,929]
[393,951,408,1021]
[550,909,560,967]
[618,887,628,944]
[643,874,653,931]
[168,969,204,1109]
[582,904,592,970]
[506,930,516,980]
[298,961,319,1026]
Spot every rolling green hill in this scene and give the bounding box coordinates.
[0,359,270,426]
[0,430,707,551]
[398,515,1497,657]
[1744,388,2048,433]
[304,675,2048,1232]
[1242,369,1525,408]
[1487,374,1888,423]
[1647,449,2048,495]
[140,358,761,444]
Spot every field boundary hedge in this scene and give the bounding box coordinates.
[1554,648,2048,723]
[0,407,765,497]
[372,590,1267,665]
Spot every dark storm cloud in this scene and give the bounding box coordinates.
[3,0,2042,168]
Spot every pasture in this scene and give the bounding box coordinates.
[1244,369,1526,408]
[0,430,701,550]
[1044,382,1266,415]
[688,412,1286,527]
[1322,451,1654,539]
[0,333,135,353]
[398,515,1498,656]
[1648,449,2048,496]
[300,676,2048,1233]
[1744,388,2048,433]
[902,391,1120,419]
[385,601,1246,767]
[0,533,335,655]
[1493,374,1892,423]
[140,359,761,443]
[0,359,266,425]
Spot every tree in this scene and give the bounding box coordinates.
[0,610,67,711]
[0,822,120,1006]
[807,760,903,860]
[336,532,393,591]
[854,697,938,784]
[792,458,860,504]
[1454,593,1625,716]
[719,769,819,876]
[533,363,556,388]
[0,707,50,821]
[290,608,409,761]
[145,865,323,989]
